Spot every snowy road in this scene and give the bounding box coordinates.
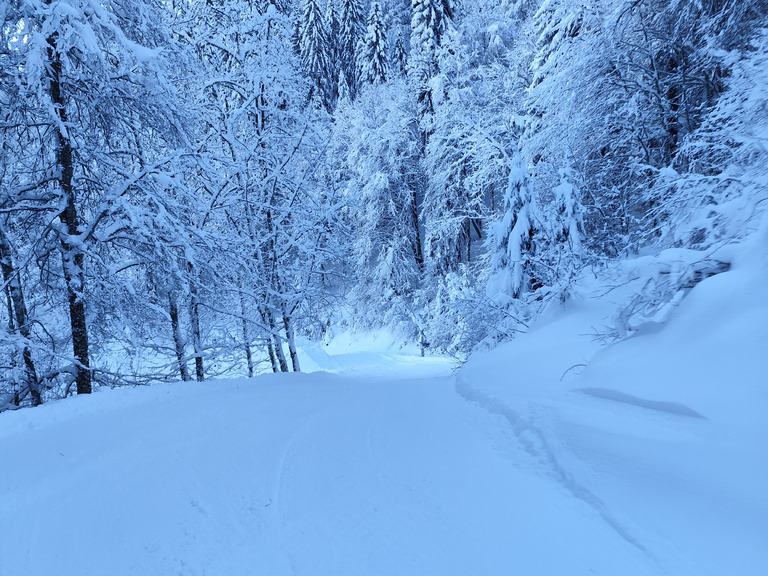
[7,243,766,575]
[1,361,667,576]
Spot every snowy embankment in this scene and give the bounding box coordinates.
[1,238,767,576]
[458,229,768,575]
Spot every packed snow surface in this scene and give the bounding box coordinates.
[2,250,767,575]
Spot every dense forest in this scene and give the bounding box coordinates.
[1,0,766,408]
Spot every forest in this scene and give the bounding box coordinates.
[2,0,767,409]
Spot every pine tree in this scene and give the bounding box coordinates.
[325,0,340,105]
[337,72,352,106]
[358,2,389,85]
[392,32,408,77]
[409,0,454,83]
[329,79,423,330]
[338,0,365,97]
[299,0,332,106]
[487,154,539,304]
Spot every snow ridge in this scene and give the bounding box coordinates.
[577,387,706,419]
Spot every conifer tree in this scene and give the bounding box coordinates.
[337,72,352,106]
[299,0,332,106]
[410,0,453,56]
[338,0,365,97]
[325,0,340,105]
[358,2,389,85]
[392,32,408,77]
[487,155,539,304]
[409,0,453,116]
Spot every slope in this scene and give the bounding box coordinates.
[458,229,768,575]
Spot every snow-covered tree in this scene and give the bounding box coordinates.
[487,154,539,304]
[391,31,408,76]
[357,2,389,85]
[337,72,352,106]
[299,0,333,107]
[661,26,768,250]
[409,0,454,118]
[189,0,342,374]
[410,0,453,58]
[331,79,423,329]
[324,0,340,104]
[337,0,365,97]
[0,0,194,397]
[0,220,41,407]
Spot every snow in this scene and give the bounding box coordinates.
[2,244,767,575]
[458,234,768,575]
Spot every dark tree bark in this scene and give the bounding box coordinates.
[0,226,41,405]
[409,187,424,270]
[260,308,279,373]
[168,292,190,381]
[266,307,289,372]
[189,297,204,382]
[46,24,91,395]
[185,262,205,382]
[240,295,254,378]
[281,303,300,372]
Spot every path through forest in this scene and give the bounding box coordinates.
[1,358,666,576]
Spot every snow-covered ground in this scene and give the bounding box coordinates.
[2,241,767,575]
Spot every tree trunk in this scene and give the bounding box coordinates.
[260,308,279,373]
[0,226,41,405]
[168,292,190,381]
[266,337,278,373]
[189,297,204,382]
[46,24,91,395]
[240,295,254,378]
[281,303,300,372]
[266,307,289,372]
[466,219,472,262]
[186,262,204,382]
[4,285,20,406]
[409,187,424,270]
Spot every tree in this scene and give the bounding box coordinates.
[487,154,539,304]
[409,0,453,59]
[391,31,408,77]
[0,0,193,397]
[415,0,526,346]
[331,79,423,330]
[338,0,365,97]
[662,25,768,250]
[357,2,389,85]
[409,0,454,119]
[298,0,333,108]
[324,0,340,104]
[0,221,41,407]
[187,0,343,374]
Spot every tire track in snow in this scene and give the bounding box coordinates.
[455,373,663,569]
[270,407,335,576]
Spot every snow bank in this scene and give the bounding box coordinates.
[457,233,768,575]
